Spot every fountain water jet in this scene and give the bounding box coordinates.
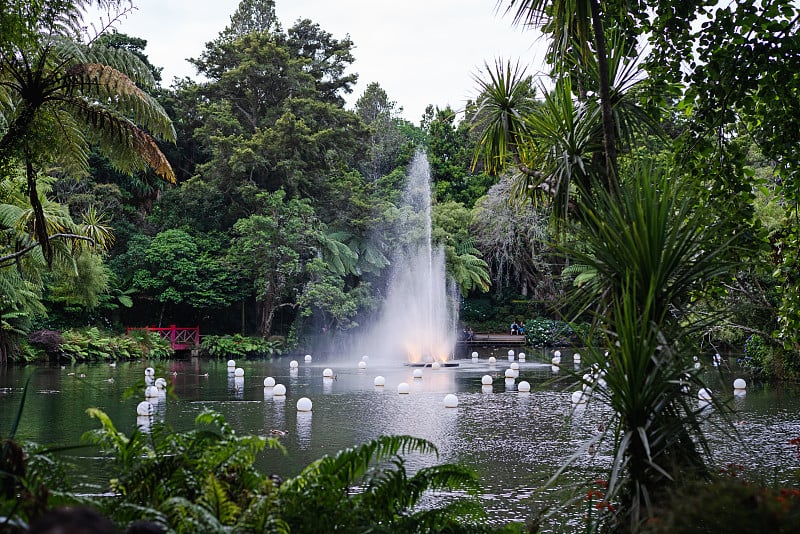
[358,151,458,364]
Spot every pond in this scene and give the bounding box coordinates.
[2,349,799,530]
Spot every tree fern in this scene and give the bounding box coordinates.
[1,0,176,266]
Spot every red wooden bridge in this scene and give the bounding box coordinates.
[126,325,200,351]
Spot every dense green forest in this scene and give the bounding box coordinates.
[1,0,799,381]
[3,1,800,531]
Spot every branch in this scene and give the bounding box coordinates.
[0,233,95,268]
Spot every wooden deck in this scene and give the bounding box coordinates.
[457,333,526,346]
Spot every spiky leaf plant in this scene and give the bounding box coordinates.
[556,164,739,531]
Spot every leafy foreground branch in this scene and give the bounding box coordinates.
[2,409,524,533]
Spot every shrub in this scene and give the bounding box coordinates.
[524,317,574,347]
[59,328,172,362]
[649,475,800,532]
[27,330,63,355]
[741,334,773,375]
[200,334,283,359]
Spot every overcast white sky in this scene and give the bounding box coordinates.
[95,0,548,123]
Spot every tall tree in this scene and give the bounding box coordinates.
[227,189,323,338]
[354,82,405,181]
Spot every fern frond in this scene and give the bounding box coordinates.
[48,34,90,65]
[296,435,438,490]
[85,43,158,88]
[64,97,176,183]
[64,63,175,141]
[198,474,241,525]
[562,263,598,287]
[162,496,228,534]
[40,104,92,176]
[237,494,288,534]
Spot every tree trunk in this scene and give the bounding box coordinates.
[260,293,276,339]
[589,0,617,191]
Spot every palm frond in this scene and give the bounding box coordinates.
[471,58,538,175]
[78,205,115,252]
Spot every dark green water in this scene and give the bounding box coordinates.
[1,350,798,529]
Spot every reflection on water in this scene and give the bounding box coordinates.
[1,352,800,528]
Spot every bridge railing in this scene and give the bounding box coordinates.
[126,325,200,350]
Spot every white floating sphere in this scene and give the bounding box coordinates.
[519,352,526,360]
[488,356,497,364]
[296,397,313,412]
[227,360,236,368]
[571,390,587,404]
[397,382,410,394]
[518,381,531,392]
[471,351,479,359]
[136,415,152,429]
[234,367,245,377]
[582,373,592,381]
[145,367,155,377]
[431,362,441,370]
[273,383,287,396]
[136,400,153,416]
[290,360,299,369]
[443,393,459,408]
[551,357,561,365]
[573,353,581,361]
[304,354,312,362]
[413,369,423,379]
[733,378,747,390]
[508,349,515,358]
[323,368,334,378]
[144,385,159,398]
[511,362,520,370]
[698,387,712,401]
[554,350,562,358]
[358,361,367,370]
[694,362,702,370]
[505,368,516,379]
[263,377,276,387]
[551,365,560,373]
[155,377,167,389]
[481,374,493,385]
[374,375,386,386]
